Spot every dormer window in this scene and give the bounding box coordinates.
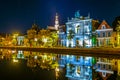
[102,25,106,29]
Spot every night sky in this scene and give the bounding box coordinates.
[0,0,120,33]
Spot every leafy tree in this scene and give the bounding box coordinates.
[50,32,58,47]
[38,29,51,47]
[92,35,97,47]
[92,20,100,31]
[27,29,36,46]
[112,16,120,31]
[67,29,75,47]
[115,21,120,32]
[31,23,40,34]
[67,29,75,40]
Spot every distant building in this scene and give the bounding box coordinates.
[65,11,92,48]
[47,13,59,31]
[58,25,66,47]
[96,20,113,47]
[17,36,24,46]
[47,13,66,47]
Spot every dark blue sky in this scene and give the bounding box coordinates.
[0,0,120,33]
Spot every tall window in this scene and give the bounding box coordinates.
[108,32,111,37]
[75,25,80,34]
[98,33,100,37]
[103,32,105,37]
[85,21,89,26]
[103,64,106,69]
[102,25,106,29]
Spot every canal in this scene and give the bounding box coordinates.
[0,49,120,80]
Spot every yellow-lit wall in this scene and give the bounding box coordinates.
[118,60,120,76]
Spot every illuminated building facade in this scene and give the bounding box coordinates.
[58,25,66,47]
[96,20,113,47]
[17,36,24,46]
[66,11,92,48]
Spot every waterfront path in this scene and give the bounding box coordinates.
[0,46,120,58]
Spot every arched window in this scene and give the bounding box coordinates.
[102,25,106,29]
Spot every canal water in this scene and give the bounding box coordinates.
[0,49,120,80]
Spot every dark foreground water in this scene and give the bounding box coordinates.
[0,49,120,80]
[0,60,63,80]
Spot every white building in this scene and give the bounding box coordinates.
[65,11,92,48]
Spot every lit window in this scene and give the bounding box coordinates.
[103,32,105,37]
[103,64,106,69]
[102,25,106,29]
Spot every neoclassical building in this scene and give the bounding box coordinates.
[65,11,92,48]
[96,20,113,47]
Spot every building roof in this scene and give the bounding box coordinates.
[97,20,111,29]
[47,26,57,32]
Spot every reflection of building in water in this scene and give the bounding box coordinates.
[17,50,24,59]
[58,55,92,80]
[118,60,120,76]
[95,58,115,80]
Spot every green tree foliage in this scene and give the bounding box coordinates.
[92,20,100,31]
[92,35,97,46]
[112,16,120,31]
[67,29,75,47]
[115,21,120,31]
[67,29,75,40]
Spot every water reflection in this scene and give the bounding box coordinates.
[0,49,120,80]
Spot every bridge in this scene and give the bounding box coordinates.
[0,46,120,58]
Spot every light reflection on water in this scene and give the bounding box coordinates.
[0,49,120,80]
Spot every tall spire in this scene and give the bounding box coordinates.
[54,13,59,30]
